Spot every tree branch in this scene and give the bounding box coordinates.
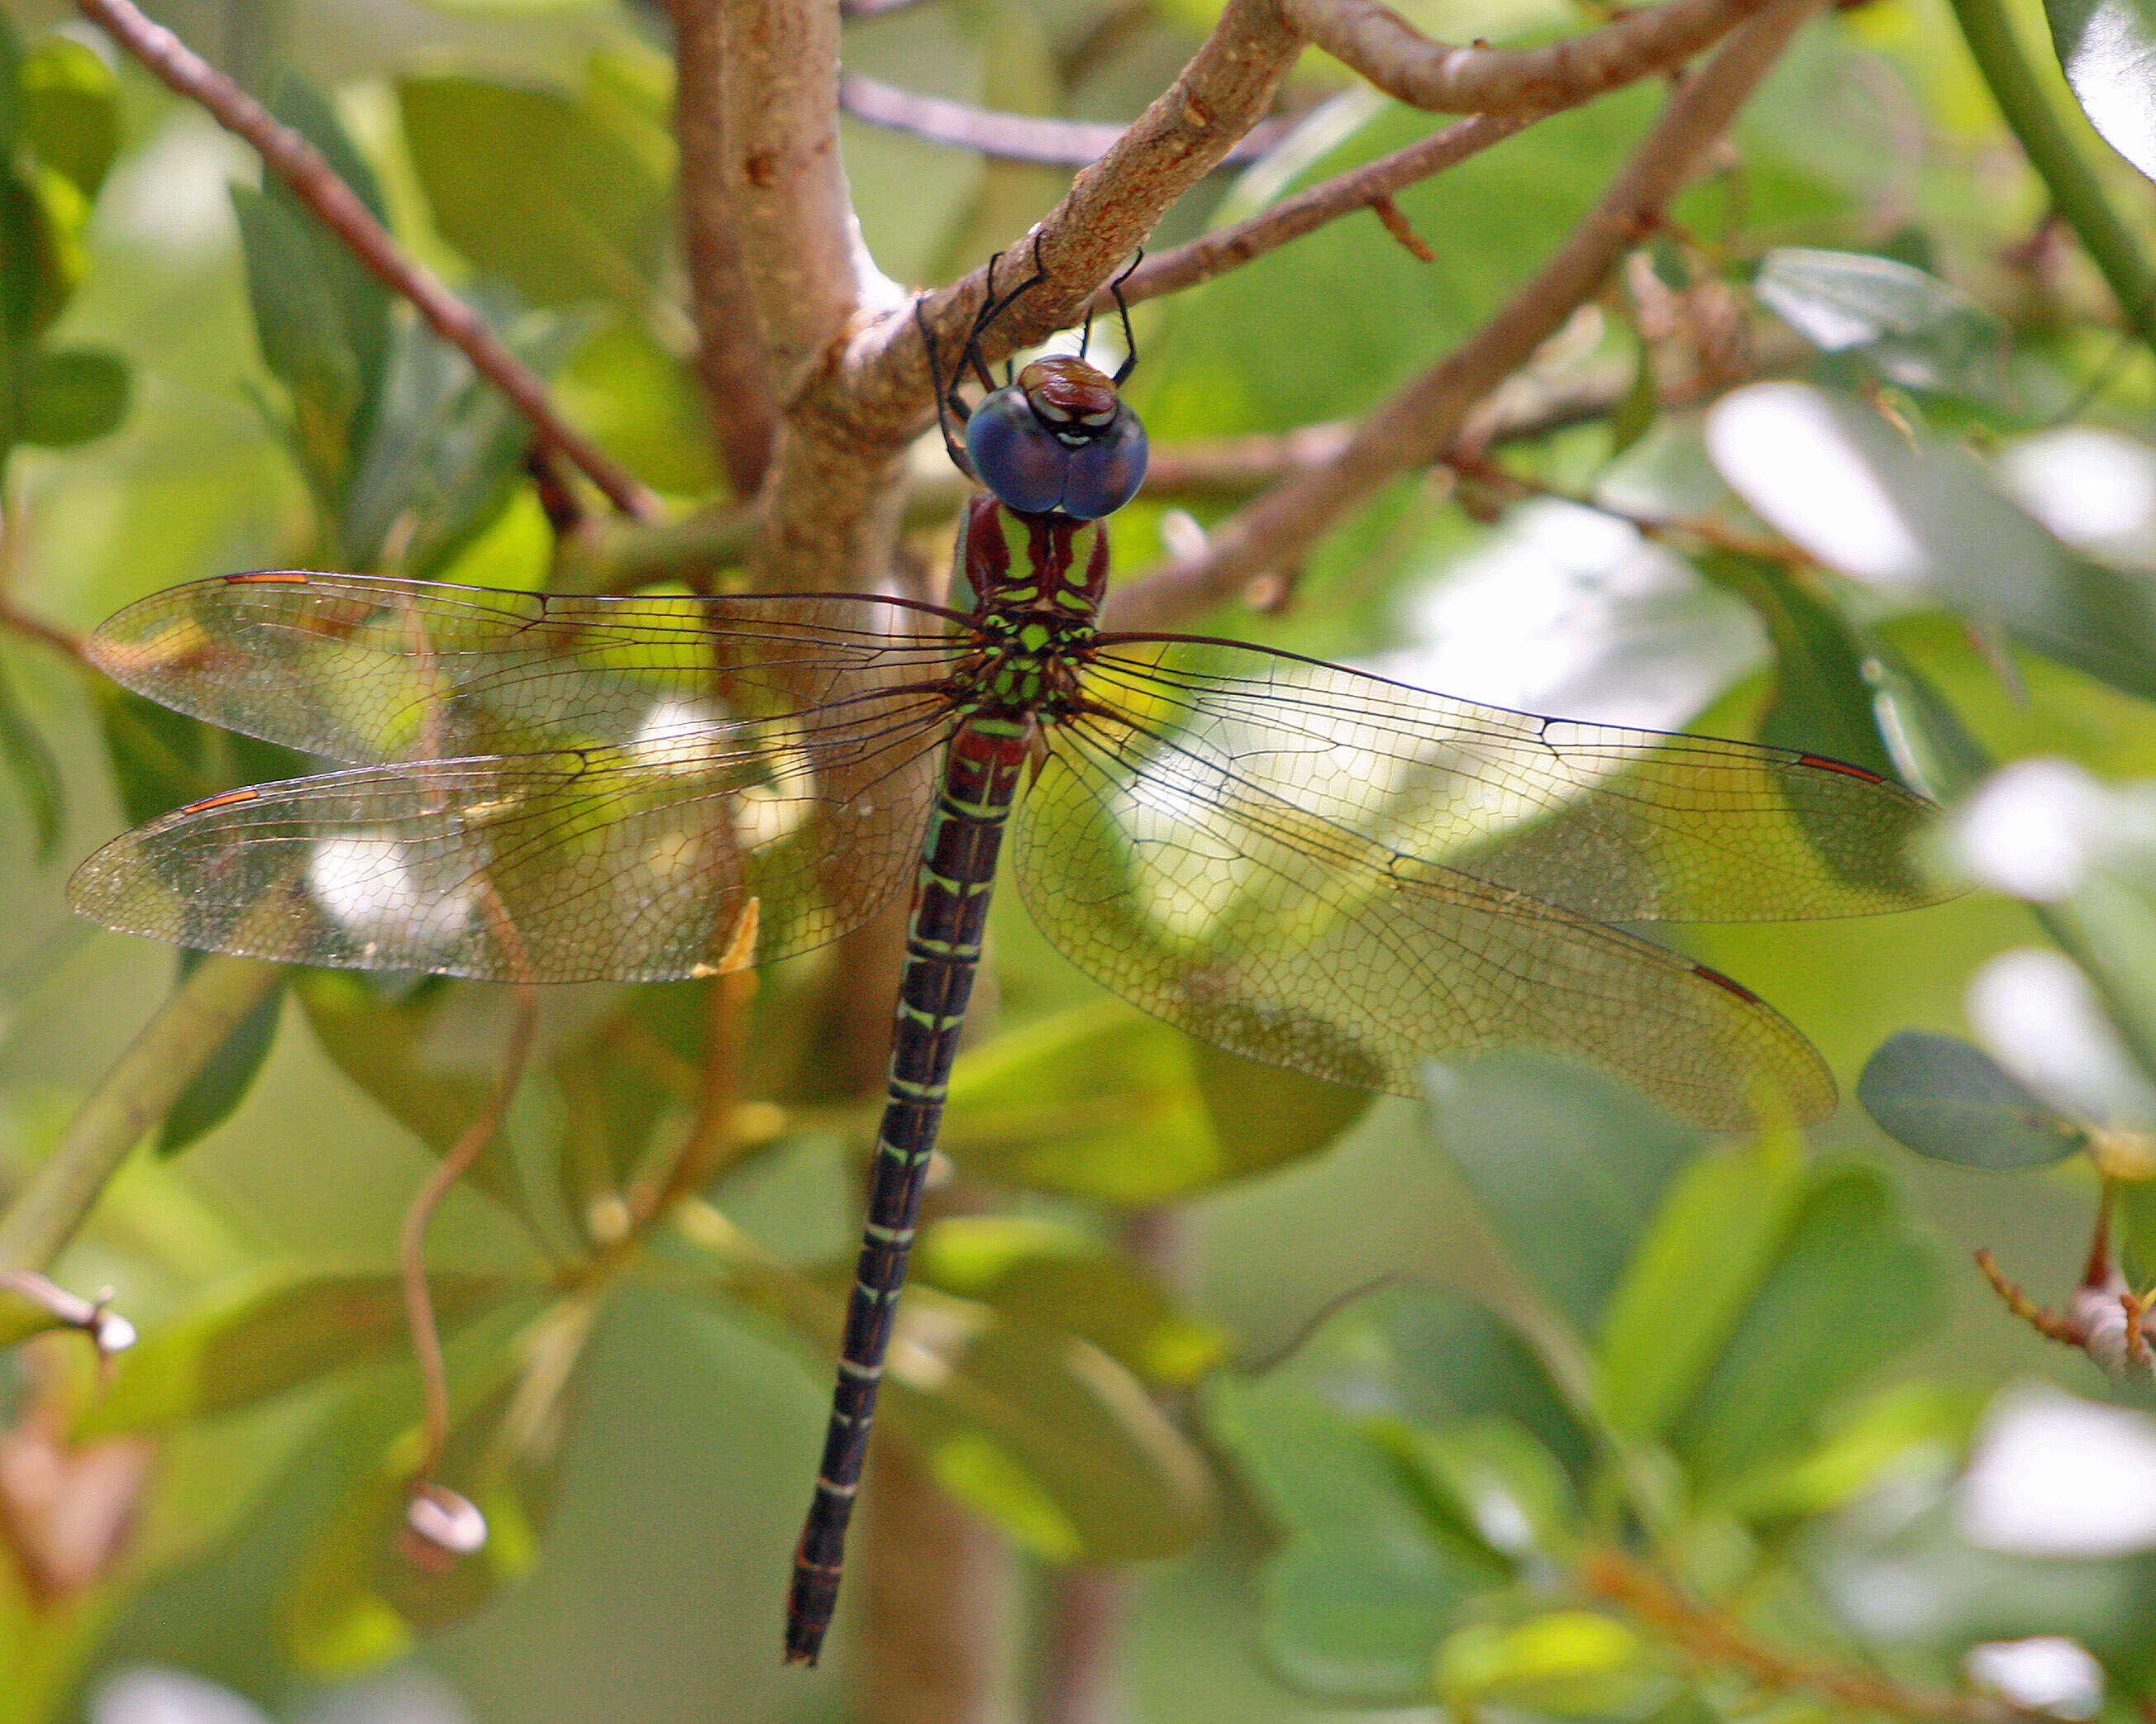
[1279,0,1780,115]
[1108,0,1826,630]
[76,0,661,521]
[670,0,780,499]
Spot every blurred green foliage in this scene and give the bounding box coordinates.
[5,0,2156,1717]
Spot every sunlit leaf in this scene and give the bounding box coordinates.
[941,1003,1361,1202]
[2044,0,2156,184]
[1596,1135,1810,1441]
[916,1216,1228,1386]
[1435,1611,1665,1715]
[1858,1029,2087,1168]
[1753,249,2008,401]
[398,76,668,315]
[1671,1166,1939,1491]
[21,35,119,199]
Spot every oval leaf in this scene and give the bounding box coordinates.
[1858,1028,2087,1168]
[2046,0,2156,184]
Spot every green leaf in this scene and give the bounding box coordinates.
[1858,1029,2087,1168]
[336,310,563,578]
[289,1338,572,1670]
[157,952,289,1157]
[739,1265,1212,1565]
[230,181,366,503]
[19,344,127,446]
[94,683,309,827]
[1595,1135,1810,1441]
[915,1216,1228,1386]
[398,75,668,314]
[0,653,60,859]
[1376,1413,1578,1567]
[21,36,119,199]
[79,1269,529,1435]
[294,971,530,1213]
[939,1003,1365,1202]
[1435,1611,1664,1715]
[2044,0,2156,184]
[1669,1166,1939,1491]
[0,12,19,155]
[1753,249,2009,402]
[1706,553,1905,784]
[1708,383,2156,704]
[1424,1052,1702,1336]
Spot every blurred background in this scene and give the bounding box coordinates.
[5,0,2156,1716]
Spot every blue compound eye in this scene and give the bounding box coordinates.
[966,386,1069,516]
[965,364,1150,519]
[1056,406,1146,521]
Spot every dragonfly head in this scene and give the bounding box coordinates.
[966,355,1147,521]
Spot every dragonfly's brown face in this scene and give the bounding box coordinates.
[1014,355,1120,436]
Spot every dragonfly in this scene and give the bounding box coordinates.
[69,255,1944,1665]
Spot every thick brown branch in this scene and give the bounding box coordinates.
[1280,0,1778,115]
[1109,0,1825,630]
[76,0,660,521]
[721,0,894,407]
[670,0,779,498]
[841,73,1290,167]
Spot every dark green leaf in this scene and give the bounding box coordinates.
[916,1216,1228,1387]
[230,182,365,502]
[157,951,289,1157]
[398,76,667,313]
[0,11,19,155]
[78,1270,529,1434]
[336,311,559,578]
[94,683,308,827]
[1422,1052,1701,1336]
[2044,0,2156,184]
[1753,248,2009,401]
[739,1265,1212,1565]
[1858,1029,2087,1168]
[19,344,127,446]
[21,36,119,199]
[0,653,60,859]
[1707,552,1904,783]
[1670,1166,1939,1491]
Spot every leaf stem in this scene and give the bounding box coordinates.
[0,955,286,1271]
[1944,0,2156,351]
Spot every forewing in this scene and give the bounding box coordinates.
[1085,636,1943,922]
[1012,700,1834,1129]
[69,703,946,983]
[86,573,961,764]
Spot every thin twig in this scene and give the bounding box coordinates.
[1108,0,1827,630]
[841,74,1290,167]
[1586,1547,2028,1723]
[1280,0,1779,115]
[1104,112,1534,310]
[400,896,538,1482]
[76,0,661,521]
[0,598,84,663]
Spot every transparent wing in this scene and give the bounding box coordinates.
[69,692,950,983]
[1083,636,1945,923]
[85,571,964,764]
[1008,647,1902,1126]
